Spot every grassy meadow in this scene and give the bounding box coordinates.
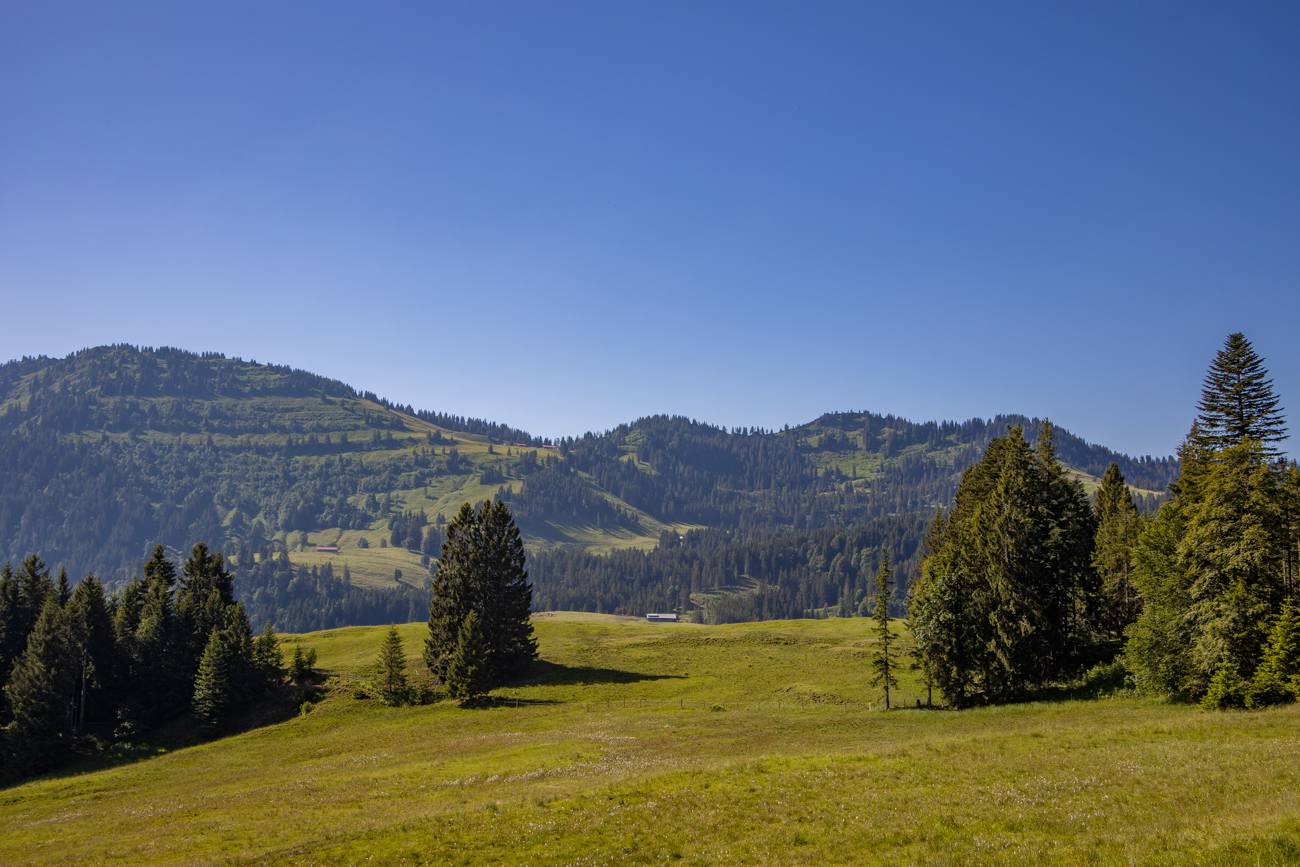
[3,615,1299,866]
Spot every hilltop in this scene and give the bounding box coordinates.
[0,345,1177,627]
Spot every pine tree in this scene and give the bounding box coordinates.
[375,626,409,705]
[1195,333,1288,454]
[1093,462,1143,635]
[1179,441,1285,684]
[143,544,178,588]
[1122,498,1197,697]
[65,575,117,735]
[1245,599,1300,708]
[252,622,284,687]
[1201,654,1247,710]
[3,598,75,779]
[868,549,899,708]
[424,499,537,683]
[444,612,490,706]
[192,631,232,734]
[909,425,1096,706]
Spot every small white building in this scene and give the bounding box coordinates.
[646,613,679,623]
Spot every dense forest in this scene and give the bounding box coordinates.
[530,517,927,621]
[0,544,296,782]
[0,344,1176,627]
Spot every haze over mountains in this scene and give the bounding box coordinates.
[0,345,1177,629]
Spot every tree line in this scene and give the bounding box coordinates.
[0,543,293,783]
[910,334,1300,708]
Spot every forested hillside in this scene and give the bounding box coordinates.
[0,345,1175,628]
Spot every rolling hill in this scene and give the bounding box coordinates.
[0,345,1178,628]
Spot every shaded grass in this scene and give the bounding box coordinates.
[1,616,1298,866]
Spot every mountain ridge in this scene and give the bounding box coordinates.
[0,344,1176,627]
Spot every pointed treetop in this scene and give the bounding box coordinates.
[1196,333,1287,453]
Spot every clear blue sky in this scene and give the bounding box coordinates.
[2,2,1297,458]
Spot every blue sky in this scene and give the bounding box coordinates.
[2,2,1297,458]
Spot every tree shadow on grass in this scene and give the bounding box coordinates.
[508,659,685,690]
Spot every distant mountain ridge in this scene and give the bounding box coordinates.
[0,345,1176,627]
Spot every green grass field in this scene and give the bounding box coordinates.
[3,616,1298,866]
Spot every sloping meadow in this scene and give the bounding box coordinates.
[1,615,1297,866]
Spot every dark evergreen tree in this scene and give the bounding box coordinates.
[375,626,409,704]
[129,578,185,728]
[867,550,899,708]
[444,612,490,705]
[2,598,75,780]
[192,631,232,734]
[252,622,284,687]
[65,575,117,735]
[1093,462,1144,636]
[1180,441,1284,684]
[1195,333,1288,454]
[143,544,178,588]
[424,500,537,682]
[909,425,1097,705]
[1245,599,1300,708]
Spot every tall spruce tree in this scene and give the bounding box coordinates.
[192,631,232,734]
[909,425,1097,705]
[375,626,409,704]
[3,598,75,779]
[444,612,490,705]
[1179,440,1285,684]
[1244,599,1300,708]
[424,499,537,683]
[64,575,117,735]
[1195,333,1288,454]
[867,549,899,708]
[1093,462,1144,636]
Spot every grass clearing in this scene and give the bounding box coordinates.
[2,617,1298,866]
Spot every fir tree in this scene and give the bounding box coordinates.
[143,544,178,588]
[424,499,537,683]
[252,622,284,687]
[3,598,75,779]
[65,575,117,734]
[444,612,490,706]
[1179,441,1285,684]
[1122,499,1197,697]
[1093,462,1144,635]
[375,626,409,705]
[1195,333,1288,454]
[1245,599,1300,708]
[1201,654,1247,710]
[192,631,232,734]
[868,549,899,708]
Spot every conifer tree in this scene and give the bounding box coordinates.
[444,612,490,706]
[192,631,232,734]
[1195,333,1288,454]
[1179,441,1284,682]
[867,550,899,708]
[1093,462,1144,635]
[1123,497,1197,696]
[375,626,409,705]
[910,425,1096,705]
[252,622,284,687]
[143,544,178,588]
[425,499,537,683]
[65,575,117,734]
[1201,654,1247,710]
[1245,599,1300,708]
[3,598,75,779]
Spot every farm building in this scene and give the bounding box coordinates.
[646,613,679,623]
